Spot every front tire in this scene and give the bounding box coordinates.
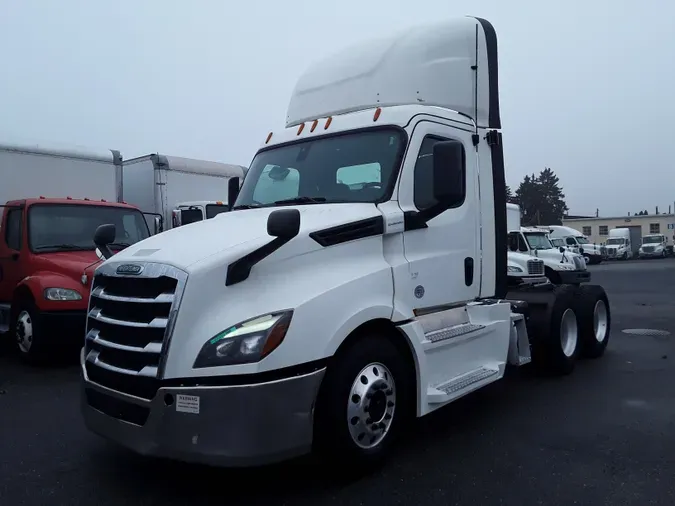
[13,299,49,364]
[313,332,413,474]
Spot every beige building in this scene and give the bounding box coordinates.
[563,214,675,245]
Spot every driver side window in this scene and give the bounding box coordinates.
[566,237,577,246]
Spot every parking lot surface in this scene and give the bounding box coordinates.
[1,259,675,506]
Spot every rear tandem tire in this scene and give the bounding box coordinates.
[572,284,611,359]
[313,332,413,476]
[527,285,581,375]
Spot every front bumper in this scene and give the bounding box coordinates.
[80,351,326,467]
[557,270,591,284]
[639,250,665,258]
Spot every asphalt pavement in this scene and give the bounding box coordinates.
[1,259,675,506]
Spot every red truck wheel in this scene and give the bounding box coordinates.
[13,300,49,364]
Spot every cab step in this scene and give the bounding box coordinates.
[425,322,485,343]
[427,365,501,404]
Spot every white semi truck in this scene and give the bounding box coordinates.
[80,17,611,471]
[547,225,605,264]
[506,204,589,285]
[605,228,633,260]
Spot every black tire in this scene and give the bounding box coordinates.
[527,285,580,375]
[544,267,562,285]
[13,299,50,364]
[621,252,627,260]
[313,332,413,474]
[573,284,611,359]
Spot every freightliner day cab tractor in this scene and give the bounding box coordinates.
[80,17,612,471]
[506,204,589,285]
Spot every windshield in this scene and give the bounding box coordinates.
[643,236,663,244]
[206,204,229,219]
[550,238,565,248]
[28,204,150,253]
[234,129,405,208]
[576,236,590,244]
[524,232,553,250]
[606,238,625,245]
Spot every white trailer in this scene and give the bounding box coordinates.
[0,142,122,204]
[120,154,246,232]
[81,17,611,472]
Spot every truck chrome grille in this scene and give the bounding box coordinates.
[643,246,654,253]
[84,262,187,401]
[527,259,544,275]
[607,248,616,257]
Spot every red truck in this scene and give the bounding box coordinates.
[0,197,151,362]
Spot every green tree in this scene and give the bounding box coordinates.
[505,185,517,204]
[515,168,568,226]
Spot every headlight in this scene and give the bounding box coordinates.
[558,264,574,270]
[44,288,82,301]
[193,311,293,368]
[507,266,523,273]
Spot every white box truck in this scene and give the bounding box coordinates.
[120,154,247,232]
[81,17,611,472]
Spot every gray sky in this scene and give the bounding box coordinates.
[0,0,672,217]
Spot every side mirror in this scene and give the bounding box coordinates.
[559,247,565,253]
[432,140,465,206]
[267,209,300,239]
[579,247,584,254]
[154,215,163,234]
[228,177,241,210]
[93,224,116,259]
[172,209,181,228]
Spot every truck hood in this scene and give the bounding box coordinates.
[32,250,104,282]
[105,203,383,270]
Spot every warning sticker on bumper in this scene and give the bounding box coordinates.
[176,394,200,414]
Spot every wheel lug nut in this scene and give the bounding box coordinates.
[385,389,393,396]
[384,414,392,420]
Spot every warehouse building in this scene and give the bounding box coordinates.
[563,213,675,245]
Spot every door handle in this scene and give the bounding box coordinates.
[464,257,474,286]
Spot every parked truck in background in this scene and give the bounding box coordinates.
[547,225,605,264]
[0,142,152,362]
[81,17,611,471]
[638,233,669,259]
[121,154,247,232]
[605,228,633,260]
[506,204,589,284]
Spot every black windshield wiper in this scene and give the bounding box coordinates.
[232,204,259,210]
[274,197,326,205]
[34,243,84,251]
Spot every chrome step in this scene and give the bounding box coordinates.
[425,323,485,343]
[427,365,500,404]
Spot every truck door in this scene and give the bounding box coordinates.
[0,206,25,303]
[396,120,479,311]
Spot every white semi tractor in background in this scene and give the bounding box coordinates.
[507,204,589,285]
[80,16,611,472]
[547,225,606,264]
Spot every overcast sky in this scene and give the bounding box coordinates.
[0,0,672,217]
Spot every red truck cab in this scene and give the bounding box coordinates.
[0,197,151,362]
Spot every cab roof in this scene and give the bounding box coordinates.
[8,197,140,210]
